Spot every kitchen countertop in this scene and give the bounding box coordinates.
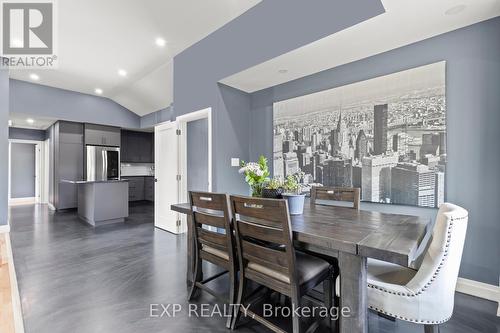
[121,175,154,177]
[61,179,129,184]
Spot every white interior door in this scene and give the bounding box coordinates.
[154,121,181,233]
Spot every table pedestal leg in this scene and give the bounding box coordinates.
[186,214,202,286]
[338,252,368,333]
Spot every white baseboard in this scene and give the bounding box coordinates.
[9,197,36,206]
[456,277,500,316]
[0,224,10,233]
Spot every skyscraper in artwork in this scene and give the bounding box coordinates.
[283,152,299,177]
[323,158,352,187]
[391,162,440,207]
[355,129,368,160]
[373,104,388,155]
[361,154,398,202]
[337,112,350,157]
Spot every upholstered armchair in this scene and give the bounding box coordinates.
[367,203,468,332]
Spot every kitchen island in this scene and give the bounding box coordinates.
[62,180,129,226]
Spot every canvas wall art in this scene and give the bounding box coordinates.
[273,61,446,208]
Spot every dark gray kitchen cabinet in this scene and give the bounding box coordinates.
[85,124,120,147]
[123,176,154,202]
[144,176,154,201]
[125,177,145,201]
[120,130,154,163]
[128,131,142,161]
[49,121,84,210]
[120,131,130,162]
[58,141,84,209]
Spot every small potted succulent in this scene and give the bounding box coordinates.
[261,177,284,199]
[281,171,306,215]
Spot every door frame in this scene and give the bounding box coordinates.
[176,107,212,206]
[8,139,48,205]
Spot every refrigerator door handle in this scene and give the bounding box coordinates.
[102,150,108,180]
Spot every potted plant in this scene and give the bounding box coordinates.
[239,156,270,197]
[262,177,284,199]
[282,171,306,215]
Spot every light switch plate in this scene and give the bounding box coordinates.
[231,158,240,167]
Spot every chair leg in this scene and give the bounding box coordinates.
[424,324,440,333]
[226,269,237,329]
[332,271,340,333]
[323,277,334,332]
[188,249,200,300]
[291,294,302,333]
[332,264,340,308]
[231,275,247,330]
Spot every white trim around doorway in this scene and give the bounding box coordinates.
[8,139,49,205]
[176,107,213,203]
[175,107,212,234]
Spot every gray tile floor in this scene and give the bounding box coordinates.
[8,203,500,333]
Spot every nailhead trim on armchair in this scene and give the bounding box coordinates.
[367,214,468,324]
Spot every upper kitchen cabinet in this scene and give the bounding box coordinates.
[121,130,154,163]
[84,124,121,147]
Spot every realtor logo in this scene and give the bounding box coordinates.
[1,0,57,68]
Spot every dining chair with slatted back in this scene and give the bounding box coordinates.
[309,185,360,323]
[188,191,237,329]
[310,186,360,210]
[230,195,334,333]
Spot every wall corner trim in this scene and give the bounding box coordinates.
[0,224,10,233]
[456,277,500,316]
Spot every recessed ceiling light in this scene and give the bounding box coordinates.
[445,4,466,15]
[8,120,13,127]
[278,69,288,74]
[30,73,40,81]
[155,37,166,47]
[118,69,127,77]
[26,118,35,124]
[95,88,103,95]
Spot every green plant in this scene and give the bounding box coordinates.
[239,155,270,196]
[283,171,304,194]
[265,177,283,190]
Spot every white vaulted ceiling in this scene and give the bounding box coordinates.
[220,0,500,93]
[9,0,261,116]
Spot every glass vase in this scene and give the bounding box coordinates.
[250,183,263,197]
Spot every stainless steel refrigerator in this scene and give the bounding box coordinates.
[86,146,120,181]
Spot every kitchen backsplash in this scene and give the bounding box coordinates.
[121,163,155,176]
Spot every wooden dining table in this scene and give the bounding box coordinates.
[171,199,431,333]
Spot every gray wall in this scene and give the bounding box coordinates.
[173,0,384,194]
[249,17,500,285]
[10,143,36,198]
[9,127,46,141]
[187,118,209,192]
[215,84,251,194]
[0,69,8,226]
[10,79,140,128]
[140,106,173,128]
